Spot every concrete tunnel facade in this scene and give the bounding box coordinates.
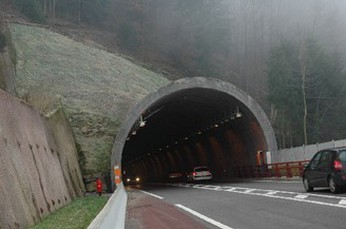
[111,77,277,183]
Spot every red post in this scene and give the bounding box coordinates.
[275,164,281,178]
[286,163,292,177]
[298,162,304,177]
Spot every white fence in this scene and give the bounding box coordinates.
[272,139,346,163]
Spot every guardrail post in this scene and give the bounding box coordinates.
[286,163,292,178]
[275,164,280,178]
[298,162,304,177]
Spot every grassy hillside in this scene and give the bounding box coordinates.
[9,23,170,174]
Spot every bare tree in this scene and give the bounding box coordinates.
[299,41,308,146]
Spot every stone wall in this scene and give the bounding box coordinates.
[0,89,84,228]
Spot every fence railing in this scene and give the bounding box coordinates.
[235,160,310,179]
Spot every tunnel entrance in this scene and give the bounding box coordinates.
[112,77,276,183]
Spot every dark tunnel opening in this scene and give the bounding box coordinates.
[119,81,275,184]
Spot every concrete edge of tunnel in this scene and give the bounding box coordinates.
[111,77,278,183]
[88,183,127,229]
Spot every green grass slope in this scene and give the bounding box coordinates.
[9,23,170,174]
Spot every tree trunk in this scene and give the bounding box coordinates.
[43,0,47,17]
[52,0,56,21]
[300,42,308,146]
[78,0,81,24]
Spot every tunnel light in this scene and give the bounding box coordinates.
[132,131,137,135]
[126,137,130,141]
[198,131,202,135]
[138,115,146,127]
[159,148,162,151]
[214,124,219,128]
[175,141,178,144]
[148,153,150,156]
[235,107,242,118]
[139,121,146,127]
[185,137,189,140]
[166,145,169,148]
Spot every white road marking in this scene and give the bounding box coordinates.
[339,199,346,205]
[175,204,234,229]
[295,194,308,199]
[193,185,222,191]
[266,191,277,195]
[167,183,346,209]
[140,190,164,199]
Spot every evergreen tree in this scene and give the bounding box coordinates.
[14,0,45,23]
[268,38,346,148]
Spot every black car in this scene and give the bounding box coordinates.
[302,147,346,193]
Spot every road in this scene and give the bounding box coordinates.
[134,180,346,229]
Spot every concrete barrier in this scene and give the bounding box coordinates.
[273,139,346,162]
[88,183,127,229]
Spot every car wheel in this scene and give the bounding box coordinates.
[328,177,340,194]
[303,177,313,192]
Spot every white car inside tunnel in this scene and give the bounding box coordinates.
[112,77,277,185]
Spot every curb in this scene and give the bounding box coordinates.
[88,183,127,229]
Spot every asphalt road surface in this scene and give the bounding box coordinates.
[134,180,346,229]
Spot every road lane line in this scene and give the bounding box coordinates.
[175,204,234,229]
[339,199,346,205]
[193,184,222,191]
[266,191,277,195]
[140,190,164,199]
[221,188,346,209]
[294,194,308,199]
[168,183,346,209]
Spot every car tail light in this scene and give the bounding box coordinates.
[193,172,197,176]
[334,160,343,171]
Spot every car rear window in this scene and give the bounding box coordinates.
[338,150,346,163]
[195,167,209,172]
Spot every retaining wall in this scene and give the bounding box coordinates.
[272,139,346,162]
[0,89,83,228]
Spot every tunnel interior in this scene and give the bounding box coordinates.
[121,88,268,182]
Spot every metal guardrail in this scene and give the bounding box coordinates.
[236,160,310,178]
[88,183,127,229]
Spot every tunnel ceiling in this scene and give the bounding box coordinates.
[122,88,254,163]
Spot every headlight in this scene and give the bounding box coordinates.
[126,178,130,182]
[135,177,140,182]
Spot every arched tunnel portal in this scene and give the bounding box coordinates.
[112,77,277,183]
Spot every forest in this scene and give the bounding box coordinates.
[4,0,346,149]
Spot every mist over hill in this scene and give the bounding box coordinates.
[1,0,346,169]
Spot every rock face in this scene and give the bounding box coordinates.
[0,89,84,228]
[8,23,170,174]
